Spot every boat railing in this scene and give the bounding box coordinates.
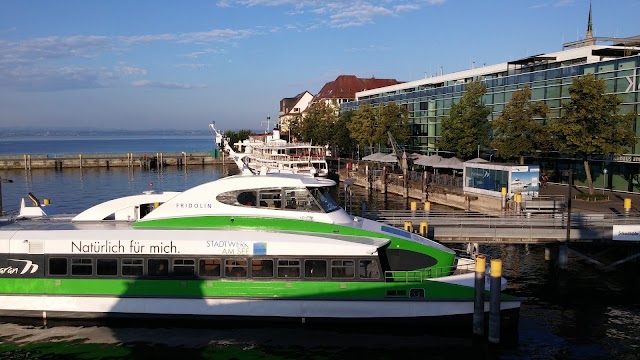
[385,262,473,283]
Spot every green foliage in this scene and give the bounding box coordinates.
[550,73,636,194]
[492,85,550,162]
[332,110,356,157]
[300,102,337,145]
[347,101,409,154]
[347,103,378,153]
[438,80,491,159]
[285,113,304,141]
[551,73,635,158]
[223,129,252,147]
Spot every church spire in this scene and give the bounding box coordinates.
[586,1,593,40]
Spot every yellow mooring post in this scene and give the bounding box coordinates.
[624,198,632,215]
[424,201,431,211]
[419,221,428,237]
[473,254,486,337]
[410,201,417,211]
[404,221,413,233]
[488,259,503,344]
[514,193,522,213]
[501,187,507,211]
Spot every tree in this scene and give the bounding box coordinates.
[550,73,636,194]
[347,102,379,154]
[438,80,491,159]
[224,129,252,148]
[492,85,550,164]
[300,102,336,146]
[332,110,356,157]
[347,102,409,155]
[380,102,410,145]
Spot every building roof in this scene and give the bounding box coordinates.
[313,75,402,102]
[280,91,310,113]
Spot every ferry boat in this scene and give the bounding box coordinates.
[0,172,521,327]
[213,124,329,177]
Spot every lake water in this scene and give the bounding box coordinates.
[0,135,639,359]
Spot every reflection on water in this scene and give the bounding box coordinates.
[0,167,639,359]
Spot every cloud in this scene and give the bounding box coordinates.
[131,80,207,89]
[217,0,446,28]
[115,66,147,76]
[0,65,105,91]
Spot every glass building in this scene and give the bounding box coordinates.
[341,40,640,192]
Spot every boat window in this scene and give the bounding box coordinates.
[410,288,425,298]
[331,259,355,279]
[122,258,144,277]
[258,189,282,209]
[148,259,169,277]
[310,188,340,213]
[359,259,380,279]
[284,188,322,212]
[173,259,195,277]
[199,258,221,277]
[225,259,248,278]
[277,259,300,278]
[97,258,118,276]
[251,259,274,278]
[71,258,93,276]
[237,191,257,207]
[304,259,327,278]
[49,257,68,276]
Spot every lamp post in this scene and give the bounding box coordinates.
[0,176,15,216]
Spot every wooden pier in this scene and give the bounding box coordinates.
[0,152,228,170]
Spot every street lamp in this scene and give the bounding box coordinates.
[0,176,15,216]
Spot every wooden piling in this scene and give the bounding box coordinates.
[488,259,502,344]
[473,254,486,337]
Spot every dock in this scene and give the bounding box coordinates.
[0,152,229,170]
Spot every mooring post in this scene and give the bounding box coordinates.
[381,166,387,194]
[501,187,507,212]
[419,221,428,237]
[473,254,486,337]
[404,221,413,233]
[624,198,632,216]
[488,259,502,344]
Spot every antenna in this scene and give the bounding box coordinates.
[261,115,272,134]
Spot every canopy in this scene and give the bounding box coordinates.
[465,157,489,163]
[414,154,443,167]
[362,152,398,163]
[432,156,463,170]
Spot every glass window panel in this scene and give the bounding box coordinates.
[331,259,355,279]
[148,259,169,277]
[251,259,274,278]
[225,259,247,278]
[49,258,68,276]
[122,258,143,277]
[71,258,93,276]
[359,259,380,279]
[173,259,195,277]
[97,258,118,276]
[305,259,327,278]
[199,258,221,277]
[277,259,300,278]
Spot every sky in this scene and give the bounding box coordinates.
[1,0,639,132]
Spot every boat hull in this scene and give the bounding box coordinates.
[0,295,521,330]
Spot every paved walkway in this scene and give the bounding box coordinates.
[540,182,640,215]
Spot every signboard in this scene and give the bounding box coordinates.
[509,166,539,197]
[612,225,640,241]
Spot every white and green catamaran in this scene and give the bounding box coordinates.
[0,170,521,326]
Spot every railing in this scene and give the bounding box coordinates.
[384,261,476,283]
[370,209,640,229]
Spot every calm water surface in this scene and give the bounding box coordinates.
[0,137,639,359]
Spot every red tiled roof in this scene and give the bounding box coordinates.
[313,75,402,102]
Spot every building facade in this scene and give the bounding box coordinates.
[342,39,640,192]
